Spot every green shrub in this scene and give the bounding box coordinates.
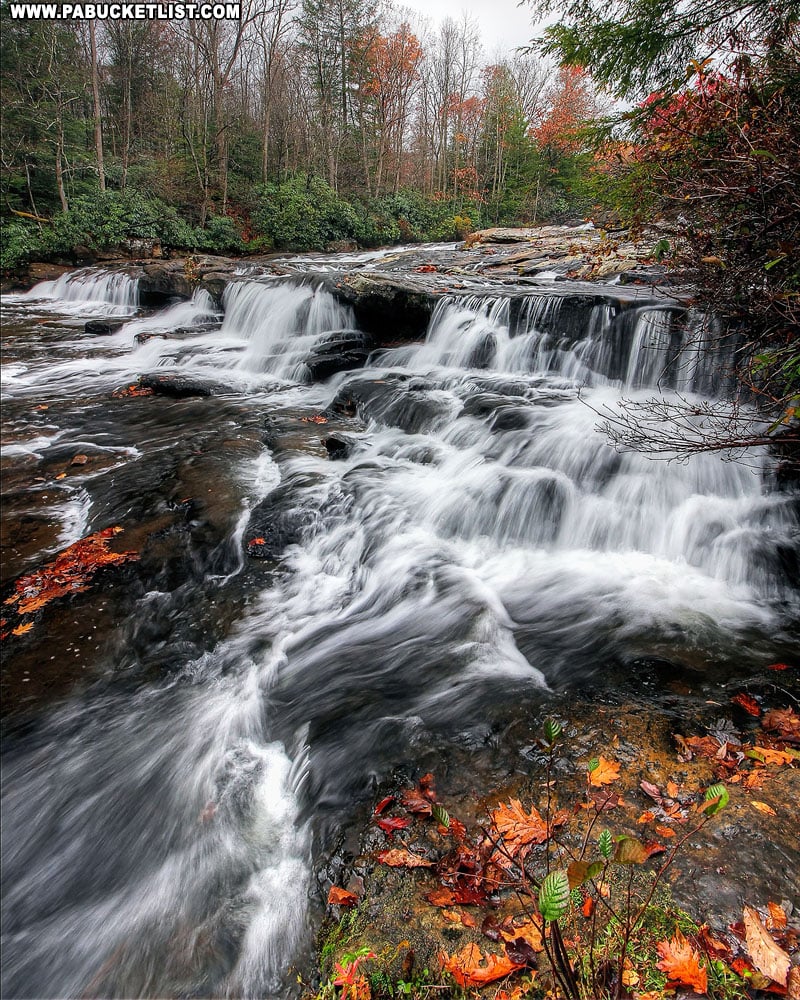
[252,175,363,251]
[194,214,244,254]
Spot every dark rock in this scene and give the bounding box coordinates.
[85,320,123,336]
[322,272,436,344]
[245,482,317,559]
[138,374,226,398]
[324,434,356,460]
[303,329,374,381]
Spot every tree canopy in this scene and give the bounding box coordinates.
[532,0,799,98]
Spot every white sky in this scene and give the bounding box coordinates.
[396,0,544,58]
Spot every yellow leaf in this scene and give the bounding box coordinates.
[751,801,777,816]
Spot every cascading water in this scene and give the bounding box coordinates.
[224,278,355,378]
[18,267,140,314]
[1,268,797,999]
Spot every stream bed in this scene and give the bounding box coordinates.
[1,259,798,999]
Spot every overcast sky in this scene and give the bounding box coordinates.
[395,0,545,58]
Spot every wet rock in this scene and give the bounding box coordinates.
[323,272,436,344]
[324,434,356,460]
[85,319,123,336]
[305,329,374,381]
[138,374,227,398]
[245,482,317,559]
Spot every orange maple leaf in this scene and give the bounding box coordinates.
[656,930,708,993]
[490,798,551,856]
[440,942,523,987]
[589,756,621,787]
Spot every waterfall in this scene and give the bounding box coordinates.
[223,278,355,378]
[21,267,140,315]
[404,293,737,394]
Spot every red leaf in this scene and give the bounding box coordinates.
[375,816,411,837]
[732,692,762,717]
[401,790,432,815]
[374,795,395,815]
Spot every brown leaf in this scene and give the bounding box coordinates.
[656,930,708,993]
[328,886,358,907]
[743,905,791,986]
[490,798,550,855]
[762,709,800,741]
[11,621,34,636]
[787,965,800,1000]
[376,849,433,868]
[425,888,459,908]
[440,943,522,987]
[637,810,657,824]
[567,860,595,889]
[70,454,89,466]
[655,825,676,838]
[614,837,649,865]
[588,756,621,787]
[401,789,433,815]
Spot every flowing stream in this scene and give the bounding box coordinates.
[1,265,797,999]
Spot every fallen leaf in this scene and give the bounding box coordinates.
[638,810,656,824]
[622,968,640,987]
[440,942,523,987]
[750,801,777,816]
[732,692,761,716]
[328,886,358,907]
[490,798,550,856]
[4,527,138,617]
[582,896,595,918]
[11,621,33,636]
[656,929,708,993]
[500,919,544,954]
[375,816,411,837]
[767,663,791,671]
[655,825,676,838]
[743,905,791,986]
[748,746,797,766]
[788,966,800,1000]
[71,454,89,466]
[374,795,394,815]
[426,888,460,908]
[400,789,432,815]
[376,849,432,868]
[767,902,788,931]
[56,472,67,480]
[588,756,621,787]
[683,735,725,759]
[762,709,800,741]
[666,780,680,798]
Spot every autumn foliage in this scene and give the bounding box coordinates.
[2,527,138,639]
[321,704,800,1000]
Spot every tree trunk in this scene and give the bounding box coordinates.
[89,20,106,191]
